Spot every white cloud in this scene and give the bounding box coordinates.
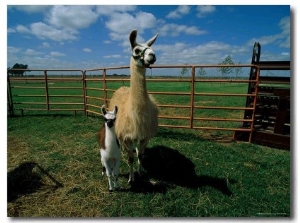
[45,6,99,31]
[11,6,100,42]
[155,41,240,64]
[103,55,122,59]
[281,52,289,56]
[96,5,136,16]
[10,5,51,14]
[7,28,16,33]
[24,49,42,56]
[50,51,65,57]
[247,35,281,47]
[166,5,191,19]
[246,16,290,48]
[106,13,138,37]
[136,12,157,32]
[197,6,216,17]
[30,22,78,42]
[105,11,157,48]
[83,48,92,53]
[15,25,31,34]
[159,23,206,36]
[41,42,50,48]
[278,16,290,48]
[106,12,156,36]
[103,40,111,44]
[7,46,22,54]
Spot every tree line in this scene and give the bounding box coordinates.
[7,63,29,77]
[180,55,244,78]
[9,56,244,78]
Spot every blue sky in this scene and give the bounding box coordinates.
[7,5,290,71]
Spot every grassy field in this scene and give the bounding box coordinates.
[7,116,290,217]
[7,78,290,217]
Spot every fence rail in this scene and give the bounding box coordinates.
[8,64,261,142]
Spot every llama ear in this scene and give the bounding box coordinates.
[101,105,107,115]
[129,29,138,49]
[114,106,118,115]
[146,33,158,47]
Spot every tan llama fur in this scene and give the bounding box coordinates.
[109,29,158,182]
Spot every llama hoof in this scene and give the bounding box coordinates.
[128,178,134,184]
[128,172,135,183]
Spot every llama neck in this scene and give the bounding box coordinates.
[105,124,116,140]
[129,58,149,105]
[105,125,117,146]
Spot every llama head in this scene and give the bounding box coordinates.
[101,105,118,128]
[130,29,158,67]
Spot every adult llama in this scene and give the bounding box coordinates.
[109,29,159,183]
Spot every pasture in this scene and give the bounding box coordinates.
[7,79,290,217]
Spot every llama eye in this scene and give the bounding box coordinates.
[134,48,141,54]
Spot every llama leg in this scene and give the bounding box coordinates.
[107,174,114,192]
[100,152,106,175]
[136,139,148,176]
[102,166,106,175]
[113,159,120,189]
[124,140,135,183]
[102,159,114,191]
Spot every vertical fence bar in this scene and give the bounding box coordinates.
[44,70,50,110]
[248,66,260,142]
[82,70,87,116]
[103,69,108,107]
[189,66,195,129]
[7,71,14,116]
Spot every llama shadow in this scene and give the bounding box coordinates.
[130,145,234,196]
[7,161,63,202]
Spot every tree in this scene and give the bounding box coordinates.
[197,67,206,77]
[8,63,28,77]
[234,61,244,78]
[218,55,234,78]
[180,64,190,78]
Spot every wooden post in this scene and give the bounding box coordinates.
[248,66,260,142]
[103,69,108,107]
[7,71,14,116]
[189,66,195,129]
[82,71,87,116]
[44,70,50,110]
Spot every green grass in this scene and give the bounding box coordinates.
[7,77,290,217]
[7,115,290,217]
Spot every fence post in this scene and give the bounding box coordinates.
[103,69,108,107]
[7,71,14,116]
[189,66,195,129]
[82,70,87,116]
[248,66,260,142]
[44,70,50,110]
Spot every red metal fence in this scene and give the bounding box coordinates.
[8,64,262,142]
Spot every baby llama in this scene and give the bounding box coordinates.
[98,105,121,191]
[109,29,159,183]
